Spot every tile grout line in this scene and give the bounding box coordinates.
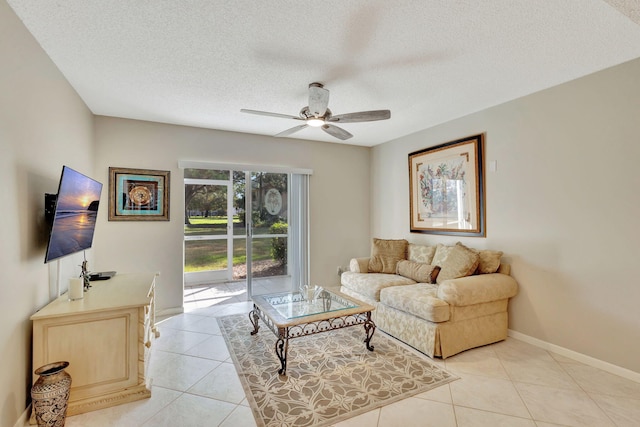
[553,350,620,426]
[493,344,538,423]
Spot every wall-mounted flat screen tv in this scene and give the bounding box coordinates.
[44,166,103,263]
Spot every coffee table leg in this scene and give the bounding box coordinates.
[275,329,289,375]
[249,309,260,335]
[364,312,375,351]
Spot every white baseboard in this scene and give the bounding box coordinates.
[14,404,30,427]
[508,329,640,383]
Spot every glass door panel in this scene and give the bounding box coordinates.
[231,237,247,280]
[249,172,289,295]
[184,179,232,285]
[231,172,247,281]
[232,171,247,236]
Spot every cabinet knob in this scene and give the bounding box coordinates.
[145,340,151,348]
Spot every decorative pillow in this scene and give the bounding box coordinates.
[475,249,503,274]
[436,242,480,284]
[408,244,436,264]
[368,238,408,274]
[349,257,370,273]
[431,243,453,267]
[396,260,440,284]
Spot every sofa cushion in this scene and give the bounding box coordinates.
[380,284,450,323]
[437,273,518,306]
[431,243,453,267]
[396,260,440,284]
[368,238,408,274]
[340,271,415,301]
[474,249,504,274]
[408,244,436,264]
[436,242,480,284]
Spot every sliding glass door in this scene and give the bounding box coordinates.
[245,172,289,295]
[183,167,296,297]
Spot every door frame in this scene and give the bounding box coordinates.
[183,177,234,285]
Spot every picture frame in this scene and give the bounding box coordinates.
[108,167,170,221]
[408,134,485,236]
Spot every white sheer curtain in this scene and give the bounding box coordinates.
[289,173,310,290]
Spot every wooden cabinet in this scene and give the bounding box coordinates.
[30,273,158,419]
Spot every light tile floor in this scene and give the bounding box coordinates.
[63,281,640,427]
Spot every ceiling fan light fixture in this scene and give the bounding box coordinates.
[240,83,390,140]
[306,117,324,127]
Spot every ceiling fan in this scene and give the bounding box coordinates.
[240,83,390,141]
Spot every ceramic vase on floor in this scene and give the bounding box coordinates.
[31,361,72,427]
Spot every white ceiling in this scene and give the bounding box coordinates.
[7,0,640,147]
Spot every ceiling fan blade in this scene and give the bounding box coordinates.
[322,124,353,140]
[308,83,329,117]
[328,110,390,123]
[240,109,302,120]
[275,124,308,137]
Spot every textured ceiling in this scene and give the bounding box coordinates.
[7,0,640,147]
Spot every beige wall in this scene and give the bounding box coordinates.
[4,0,638,423]
[0,1,96,425]
[372,57,640,374]
[2,2,371,424]
[92,117,371,312]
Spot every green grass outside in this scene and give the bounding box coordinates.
[184,215,286,272]
[185,215,273,236]
[187,216,240,226]
[185,216,240,236]
[184,238,279,272]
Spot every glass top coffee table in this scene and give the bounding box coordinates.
[249,288,376,375]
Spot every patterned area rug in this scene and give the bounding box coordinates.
[218,314,457,427]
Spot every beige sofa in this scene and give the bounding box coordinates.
[340,239,518,359]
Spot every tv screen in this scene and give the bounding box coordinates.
[44,166,103,263]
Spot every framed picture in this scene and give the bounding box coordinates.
[108,167,170,221]
[408,134,485,236]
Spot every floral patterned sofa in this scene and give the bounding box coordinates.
[340,239,518,359]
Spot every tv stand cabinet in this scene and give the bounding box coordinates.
[30,273,159,420]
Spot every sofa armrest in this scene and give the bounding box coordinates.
[349,257,371,273]
[437,273,518,306]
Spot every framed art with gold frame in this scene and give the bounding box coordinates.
[108,167,170,221]
[409,134,485,236]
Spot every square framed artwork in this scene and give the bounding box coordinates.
[108,167,170,221]
[408,134,485,236]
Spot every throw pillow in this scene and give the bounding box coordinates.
[368,238,408,274]
[431,243,453,267]
[436,242,480,284]
[475,249,504,274]
[408,244,436,264]
[396,260,440,284]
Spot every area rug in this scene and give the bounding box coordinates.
[218,314,458,427]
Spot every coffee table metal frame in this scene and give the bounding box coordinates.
[249,289,376,375]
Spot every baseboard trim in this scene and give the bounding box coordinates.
[508,329,640,383]
[14,404,30,427]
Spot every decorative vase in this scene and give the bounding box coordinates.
[31,361,72,427]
